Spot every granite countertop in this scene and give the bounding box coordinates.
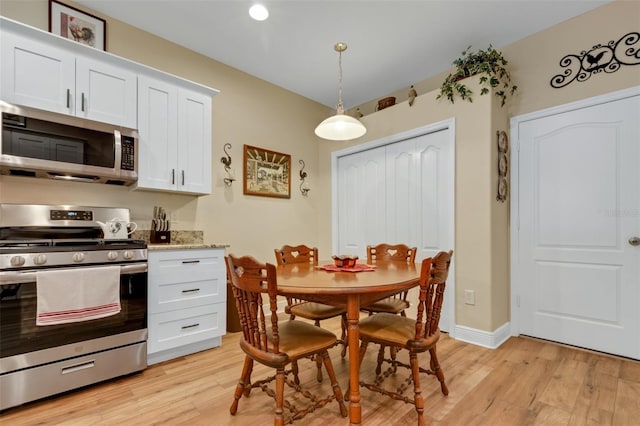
[131,229,228,251]
[147,243,229,250]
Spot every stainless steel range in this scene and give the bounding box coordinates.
[0,204,147,410]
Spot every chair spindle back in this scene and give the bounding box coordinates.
[367,243,417,264]
[415,250,453,340]
[274,244,318,266]
[226,254,281,354]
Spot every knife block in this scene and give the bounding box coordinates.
[150,229,171,244]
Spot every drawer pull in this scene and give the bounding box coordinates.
[182,288,200,293]
[181,323,200,330]
[182,260,200,264]
[62,360,95,375]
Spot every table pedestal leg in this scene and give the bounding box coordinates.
[347,295,361,424]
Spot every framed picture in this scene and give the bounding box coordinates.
[243,145,291,199]
[49,0,106,51]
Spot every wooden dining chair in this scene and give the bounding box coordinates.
[357,250,453,426]
[226,254,348,426]
[361,243,417,316]
[274,245,348,371]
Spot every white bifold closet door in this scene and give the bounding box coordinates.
[336,128,453,329]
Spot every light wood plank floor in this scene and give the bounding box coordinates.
[2,317,639,425]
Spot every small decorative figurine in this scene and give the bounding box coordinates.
[408,85,417,106]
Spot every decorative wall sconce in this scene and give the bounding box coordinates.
[220,143,236,186]
[299,160,310,196]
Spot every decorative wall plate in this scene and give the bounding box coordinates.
[497,130,508,152]
[498,153,508,176]
[497,177,508,202]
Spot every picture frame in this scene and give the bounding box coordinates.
[49,0,106,51]
[243,145,291,199]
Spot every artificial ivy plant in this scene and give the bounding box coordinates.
[437,45,517,107]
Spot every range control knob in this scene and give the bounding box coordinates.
[10,256,26,267]
[72,252,85,263]
[33,254,47,265]
[107,251,119,261]
[123,250,134,260]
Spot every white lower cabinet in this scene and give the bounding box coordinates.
[147,247,226,365]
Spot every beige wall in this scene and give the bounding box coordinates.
[1,0,639,333]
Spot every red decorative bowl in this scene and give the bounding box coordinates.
[332,255,359,268]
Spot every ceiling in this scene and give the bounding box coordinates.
[75,0,610,109]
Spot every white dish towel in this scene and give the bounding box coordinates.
[36,266,121,326]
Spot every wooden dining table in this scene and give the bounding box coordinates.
[276,260,420,425]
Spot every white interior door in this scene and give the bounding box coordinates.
[514,93,640,359]
[335,125,455,332]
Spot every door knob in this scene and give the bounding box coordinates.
[629,236,640,246]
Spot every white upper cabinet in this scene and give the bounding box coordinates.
[177,88,212,194]
[1,32,75,114]
[75,56,137,128]
[137,75,213,195]
[137,75,178,191]
[1,23,137,128]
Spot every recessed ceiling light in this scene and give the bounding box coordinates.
[249,4,269,21]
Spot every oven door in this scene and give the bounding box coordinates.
[0,263,147,367]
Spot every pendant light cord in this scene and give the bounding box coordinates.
[337,48,344,113]
[333,43,347,114]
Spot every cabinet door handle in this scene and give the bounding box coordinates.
[181,170,185,186]
[66,89,70,108]
[182,288,200,293]
[171,169,175,184]
[81,93,85,111]
[181,323,200,330]
[182,260,200,264]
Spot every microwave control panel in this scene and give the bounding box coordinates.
[121,136,135,171]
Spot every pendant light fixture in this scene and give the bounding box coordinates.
[314,42,366,141]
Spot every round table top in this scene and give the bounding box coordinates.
[276,260,419,296]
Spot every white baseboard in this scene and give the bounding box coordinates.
[453,322,511,349]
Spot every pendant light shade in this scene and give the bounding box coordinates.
[315,42,366,141]
[314,110,366,141]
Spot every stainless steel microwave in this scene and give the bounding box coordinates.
[0,103,138,185]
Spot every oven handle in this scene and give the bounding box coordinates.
[0,263,148,285]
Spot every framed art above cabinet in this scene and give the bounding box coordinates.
[49,0,106,51]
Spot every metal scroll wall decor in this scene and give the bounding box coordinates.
[550,32,640,88]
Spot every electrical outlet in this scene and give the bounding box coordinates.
[464,290,475,305]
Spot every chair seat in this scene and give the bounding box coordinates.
[270,320,338,360]
[289,301,346,321]
[359,313,440,353]
[362,297,409,314]
[359,313,415,346]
